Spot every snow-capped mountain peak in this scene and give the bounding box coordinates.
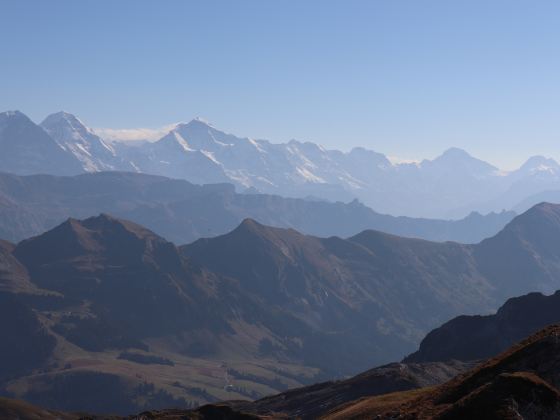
[8,109,560,218]
[40,112,129,172]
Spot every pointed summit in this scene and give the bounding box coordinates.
[233,218,267,235]
[189,116,213,127]
[41,111,85,128]
[169,118,247,151]
[438,147,472,159]
[423,147,498,176]
[41,112,132,172]
[171,118,213,135]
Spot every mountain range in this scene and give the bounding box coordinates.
[3,203,560,414]
[2,110,560,218]
[0,171,514,245]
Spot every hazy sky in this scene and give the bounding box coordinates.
[1,0,560,169]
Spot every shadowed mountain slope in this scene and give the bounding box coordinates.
[405,290,560,363]
[13,214,231,341]
[2,205,560,413]
[182,219,494,366]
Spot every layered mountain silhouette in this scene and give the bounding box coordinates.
[3,109,560,218]
[2,204,560,413]
[0,172,514,244]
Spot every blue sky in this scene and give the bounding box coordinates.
[1,0,560,169]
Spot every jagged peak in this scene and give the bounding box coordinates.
[41,111,91,133]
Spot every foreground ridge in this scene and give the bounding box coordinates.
[326,325,560,419]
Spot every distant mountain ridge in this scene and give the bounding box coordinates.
[0,171,515,245]
[2,110,560,217]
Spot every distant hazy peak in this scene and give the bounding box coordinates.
[421,147,499,174]
[440,147,472,158]
[432,147,490,164]
[519,155,560,172]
